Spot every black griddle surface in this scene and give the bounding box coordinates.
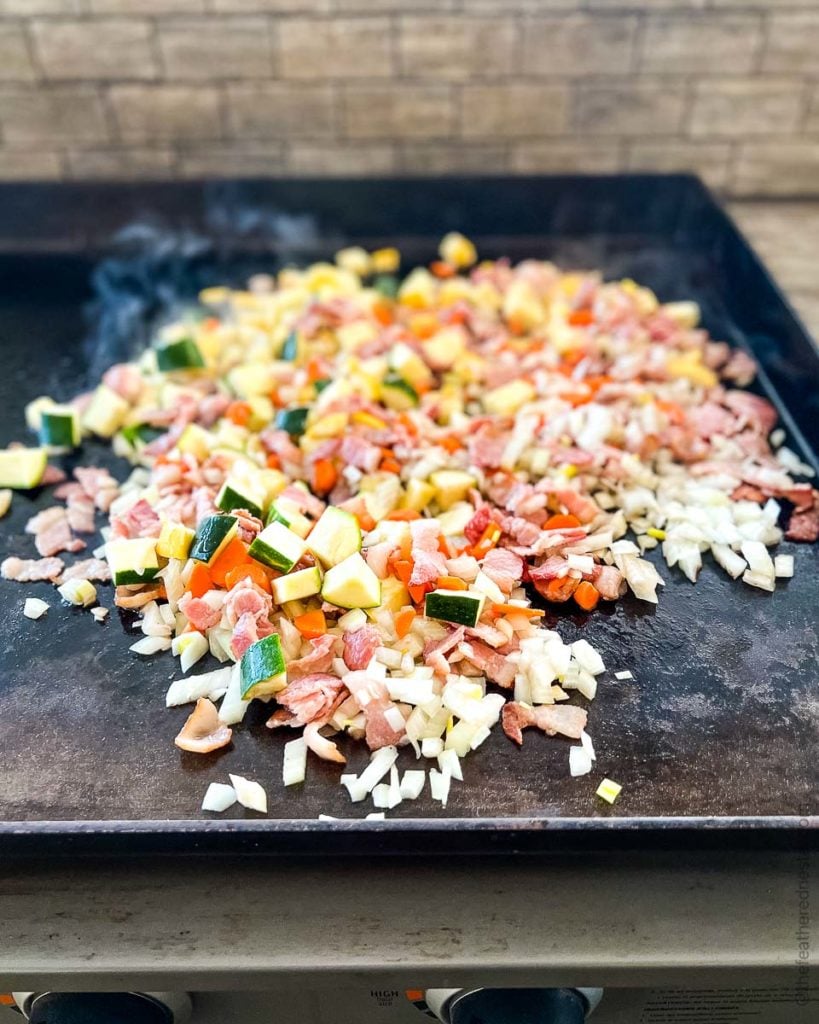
[0,175,816,854]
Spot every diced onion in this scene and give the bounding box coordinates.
[201,782,237,813]
[218,665,250,725]
[429,768,451,807]
[614,669,633,681]
[400,770,426,800]
[23,597,49,620]
[165,665,232,707]
[229,773,268,814]
[129,635,171,655]
[571,638,606,676]
[774,554,794,578]
[283,738,307,787]
[58,578,97,608]
[569,745,593,777]
[438,748,463,781]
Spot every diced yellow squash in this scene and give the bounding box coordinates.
[367,575,410,619]
[352,410,388,431]
[337,321,379,352]
[666,350,717,389]
[439,232,477,269]
[663,301,700,329]
[483,379,536,417]
[335,246,371,276]
[156,521,195,560]
[503,280,544,331]
[307,412,349,439]
[228,361,276,398]
[430,469,476,510]
[389,342,433,392]
[401,478,436,512]
[398,268,436,308]
[370,247,400,274]
[422,327,466,370]
[177,423,211,461]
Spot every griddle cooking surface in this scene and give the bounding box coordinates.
[0,176,816,851]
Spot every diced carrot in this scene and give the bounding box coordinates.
[410,314,438,340]
[398,412,418,436]
[225,400,252,427]
[395,606,416,639]
[354,509,376,532]
[430,260,456,279]
[202,317,220,332]
[568,309,594,327]
[439,435,462,453]
[306,357,325,383]
[561,347,587,368]
[225,561,272,595]
[312,458,338,495]
[543,513,581,531]
[266,453,281,470]
[392,559,413,586]
[399,531,412,560]
[656,399,686,426]
[408,583,430,604]
[490,604,543,619]
[442,307,469,326]
[373,300,394,327]
[209,536,250,587]
[294,609,327,639]
[186,562,213,599]
[506,313,528,336]
[469,521,501,558]
[386,508,420,521]
[436,575,468,591]
[437,534,452,558]
[381,458,401,475]
[574,581,600,612]
[586,374,612,393]
[542,576,580,603]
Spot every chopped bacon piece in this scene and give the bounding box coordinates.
[363,697,405,751]
[409,518,447,585]
[278,484,325,519]
[340,434,382,473]
[592,564,626,601]
[501,701,588,745]
[66,494,96,534]
[41,464,67,486]
[197,392,231,427]
[287,633,337,680]
[1,556,64,582]
[28,507,86,557]
[114,583,165,609]
[230,611,259,660]
[423,626,465,676]
[58,558,111,584]
[722,391,778,435]
[529,555,569,581]
[180,593,223,632]
[731,483,765,503]
[224,577,271,628]
[481,548,523,593]
[721,349,757,386]
[74,466,119,511]
[174,697,232,754]
[233,507,264,544]
[111,498,161,539]
[468,430,507,469]
[271,673,345,727]
[464,505,492,545]
[103,362,143,402]
[458,639,516,688]
[343,624,381,671]
[786,504,819,543]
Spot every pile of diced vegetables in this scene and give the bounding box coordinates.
[1,232,817,815]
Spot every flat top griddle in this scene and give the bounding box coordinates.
[0,175,816,855]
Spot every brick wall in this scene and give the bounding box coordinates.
[0,1,817,195]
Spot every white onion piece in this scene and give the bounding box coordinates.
[129,635,171,655]
[283,738,307,787]
[202,783,236,813]
[23,597,49,620]
[429,768,451,807]
[740,540,775,577]
[580,730,596,761]
[165,665,232,707]
[774,554,794,578]
[218,664,250,725]
[371,783,391,809]
[229,773,267,814]
[91,606,109,623]
[421,737,444,758]
[400,770,426,800]
[712,544,746,579]
[438,748,463,781]
[387,764,402,808]
[571,639,606,675]
[614,669,633,680]
[569,745,593,777]
[742,569,776,593]
[365,812,386,821]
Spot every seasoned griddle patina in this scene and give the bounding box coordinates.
[0,176,816,853]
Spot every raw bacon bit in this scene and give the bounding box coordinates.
[174,697,232,754]
[40,465,67,486]
[115,584,166,609]
[501,701,588,745]
[180,593,223,631]
[533,574,580,604]
[481,548,524,594]
[1,556,64,582]
[786,503,819,543]
[458,638,516,688]
[304,720,346,763]
[287,634,336,680]
[57,558,111,584]
[343,624,381,670]
[270,673,345,727]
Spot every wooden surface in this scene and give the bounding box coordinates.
[730,201,819,340]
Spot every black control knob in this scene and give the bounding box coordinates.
[27,992,173,1024]
[448,988,589,1024]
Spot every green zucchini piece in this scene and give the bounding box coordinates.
[425,589,485,628]
[121,423,164,449]
[305,505,361,568]
[106,537,160,586]
[39,405,80,451]
[314,378,331,394]
[381,372,419,411]
[240,634,287,699]
[248,521,307,573]
[215,480,263,520]
[373,274,398,298]
[189,514,239,565]
[155,337,205,373]
[0,447,47,490]
[280,330,299,362]
[275,406,310,437]
[271,565,323,604]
